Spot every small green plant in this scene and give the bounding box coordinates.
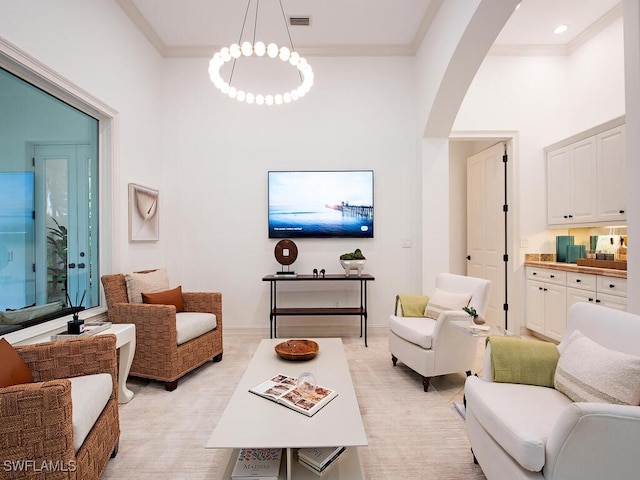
[340,248,366,260]
[463,306,478,319]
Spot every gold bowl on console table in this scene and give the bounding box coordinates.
[275,339,319,361]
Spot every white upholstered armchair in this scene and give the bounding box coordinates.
[388,273,492,392]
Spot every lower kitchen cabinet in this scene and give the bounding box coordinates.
[526,266,627,341]
[525,268,567,342]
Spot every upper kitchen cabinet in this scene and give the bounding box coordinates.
[547,137,597,225]
[546,117,626,227]
[596,125,626,223]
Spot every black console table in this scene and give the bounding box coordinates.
[262,274,375,346]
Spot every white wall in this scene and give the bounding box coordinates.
[161,56,421,331]
[624,0,640,314]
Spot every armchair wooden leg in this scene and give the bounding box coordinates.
[391,354,398,366]
[213,352,223,362]
[422,376,431,392]
[165,380,178,391]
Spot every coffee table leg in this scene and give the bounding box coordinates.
[286,447,292,480]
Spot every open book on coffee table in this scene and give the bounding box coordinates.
[249,374,338,417]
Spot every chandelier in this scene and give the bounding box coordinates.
[208,0,314,106]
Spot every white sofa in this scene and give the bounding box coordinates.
[464,302,640,480]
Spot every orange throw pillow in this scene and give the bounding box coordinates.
[0,338,34,388]
[141,286,185,312]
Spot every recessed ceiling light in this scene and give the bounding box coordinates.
[554,24,568,35]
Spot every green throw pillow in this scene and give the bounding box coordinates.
[488,336,560,387]
[395,294,429,318]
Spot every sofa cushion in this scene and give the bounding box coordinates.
[424,289,471,319]
[142,286,185,312]
[125,268,169,303]
[388,315,436,349]
[176,312,217,346]
[464,375,573,472]
[0,338,34,387]
[69,373,112,452]
[555,330,640,405]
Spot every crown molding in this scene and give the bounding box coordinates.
[566,1,622,55]
[114,0,169,56]
[117,0,622,59]
[116,0,435,58]
[488,2,622,57]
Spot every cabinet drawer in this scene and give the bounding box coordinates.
[526,267,566,285]
[597,276,627,297]
[596,292,627,310]
[566,272,597,291]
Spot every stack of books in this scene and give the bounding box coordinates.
[231,448,282,480]
[297,446,346,477]
[51,321,112,341]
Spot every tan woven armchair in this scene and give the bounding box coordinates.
[100,273,223,391]
[0,335,120,480]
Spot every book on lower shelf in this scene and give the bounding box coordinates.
[297,446,346,476]
[249,374,338,417]
[231,448,282,479]
[51,321,112,341]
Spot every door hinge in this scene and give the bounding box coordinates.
[503,204,508,212]
[32,263,36,273]
[503,254,509,262]
[502,154,508,163]
[503,303,509,311]
[32,157,35,167]
[32,210,35,219]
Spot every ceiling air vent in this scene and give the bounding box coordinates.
[289,16,311,27]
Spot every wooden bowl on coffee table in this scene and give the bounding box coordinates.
[275,339,319,361]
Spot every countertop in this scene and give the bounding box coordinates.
[524,260,627,279]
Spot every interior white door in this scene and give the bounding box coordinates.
[466,142,506,327]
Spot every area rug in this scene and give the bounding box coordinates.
[102,333,486,479]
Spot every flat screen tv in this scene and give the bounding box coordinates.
[268,170,374,238]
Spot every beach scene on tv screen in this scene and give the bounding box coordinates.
[269,170,373,238]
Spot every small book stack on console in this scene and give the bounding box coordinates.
[297,446,346,477]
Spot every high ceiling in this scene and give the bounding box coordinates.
[117,0,622,57]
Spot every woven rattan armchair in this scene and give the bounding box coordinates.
[101,273,223,391]
[0,335,119,480]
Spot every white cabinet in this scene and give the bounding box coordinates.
[547,137,597,225]
[546,119,626,226]
[566,272,627,316]
[597,125,626,222]
[596,276,627,310]
[528,267,627,341]
[526,267,567,342]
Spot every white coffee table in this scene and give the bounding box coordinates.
[206,338,368,480]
